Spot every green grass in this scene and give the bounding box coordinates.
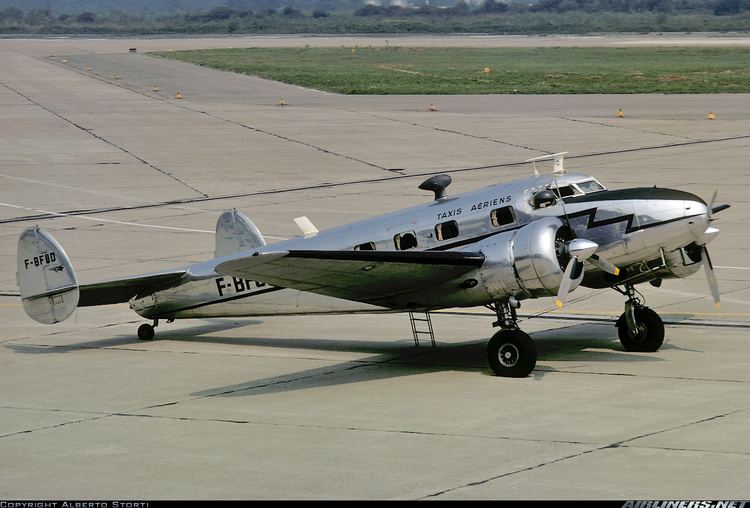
[154,46,750,94]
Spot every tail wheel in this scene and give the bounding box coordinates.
[617,306,664,352]
[487,329,537,378]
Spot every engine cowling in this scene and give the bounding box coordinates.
[474,217,581,301]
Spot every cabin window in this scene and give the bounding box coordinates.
[435,220,459,242]
[491,206,516,228]
[394,231,417,250]
[354,242,376,251]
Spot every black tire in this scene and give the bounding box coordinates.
[137,323,155,341]
[617,307,664,352]
[487,329,537,378]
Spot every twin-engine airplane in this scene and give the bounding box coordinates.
[17,153,728,377]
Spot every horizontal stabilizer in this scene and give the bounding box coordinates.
[78,270,187,307]
[17,226,79,324]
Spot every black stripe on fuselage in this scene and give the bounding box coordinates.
[156,285,285,317]
[562,187,706,205]
[287,249,485,266]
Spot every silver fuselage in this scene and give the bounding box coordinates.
[130,172,711,320]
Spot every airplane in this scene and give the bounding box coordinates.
[16,153,728,378]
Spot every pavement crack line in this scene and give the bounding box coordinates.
[560,116,697,140]
[349,109,550,154]
[420,408,745,499]
[0,80,208,198]
[181,105,396,173]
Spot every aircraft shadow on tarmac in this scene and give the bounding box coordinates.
[164,321,668,398]
[7,319,674,395]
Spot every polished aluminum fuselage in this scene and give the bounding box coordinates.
[130,172,710,320]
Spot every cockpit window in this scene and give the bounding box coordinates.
[575,180,606,194]
[552,185,576,198]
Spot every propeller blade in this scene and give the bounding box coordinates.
[707,189,718,220]
[589,253,620,276]
[556,257,581,308]
[702,246,721,308]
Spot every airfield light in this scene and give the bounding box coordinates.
[152,85,160,93]
[428,103,438,112]
[175,91,183,99]
[483,66,491,75]
[617,108,625,118]
[706,111,716,120]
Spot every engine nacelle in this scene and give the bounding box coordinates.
[474,217,579,301]
[655,243,703,280]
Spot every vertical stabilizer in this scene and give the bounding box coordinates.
[17,227,80,324]
[215,209,267,258]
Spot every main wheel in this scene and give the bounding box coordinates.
[137,323,155,341]
[617,306,664,352]
[487,329,537,378]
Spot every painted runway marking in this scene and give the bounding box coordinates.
[0,201,288,239]
[716,265,750,270]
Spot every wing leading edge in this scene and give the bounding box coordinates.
[215,249,485,308]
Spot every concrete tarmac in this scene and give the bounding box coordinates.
[0,35,749,500]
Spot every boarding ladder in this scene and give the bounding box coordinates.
[408,311,436,347]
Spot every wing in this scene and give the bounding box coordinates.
[215,249,484,308]
[78,270,187,306]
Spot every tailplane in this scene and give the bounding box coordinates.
[17,226,79,324]
[215,209,266,258]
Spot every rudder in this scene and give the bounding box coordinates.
[17,226,79,324]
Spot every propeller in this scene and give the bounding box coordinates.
[702,246,721,308]
[702,189,724,308]
[589,253,620,277]
[555,238,598,308]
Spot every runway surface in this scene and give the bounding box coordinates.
[1,35,749,500]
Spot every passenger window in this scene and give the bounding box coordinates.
[491,206,516,228]
[394,231,417,250]
[435,220,459,242]
[354,242,376,251]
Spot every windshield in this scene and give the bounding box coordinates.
[575,180,606,194]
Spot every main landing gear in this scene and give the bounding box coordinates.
[485,298,537,378]
[614,284,665,352]
[137,319,159,341]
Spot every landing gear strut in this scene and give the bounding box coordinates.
[485,299,537,378]
[614,285,664,352]
[137,319,159,341]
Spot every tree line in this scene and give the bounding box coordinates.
[1,0,749,34]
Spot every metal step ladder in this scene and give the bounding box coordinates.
[408,311,436,347]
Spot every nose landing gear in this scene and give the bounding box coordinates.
[614,285,665,352]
